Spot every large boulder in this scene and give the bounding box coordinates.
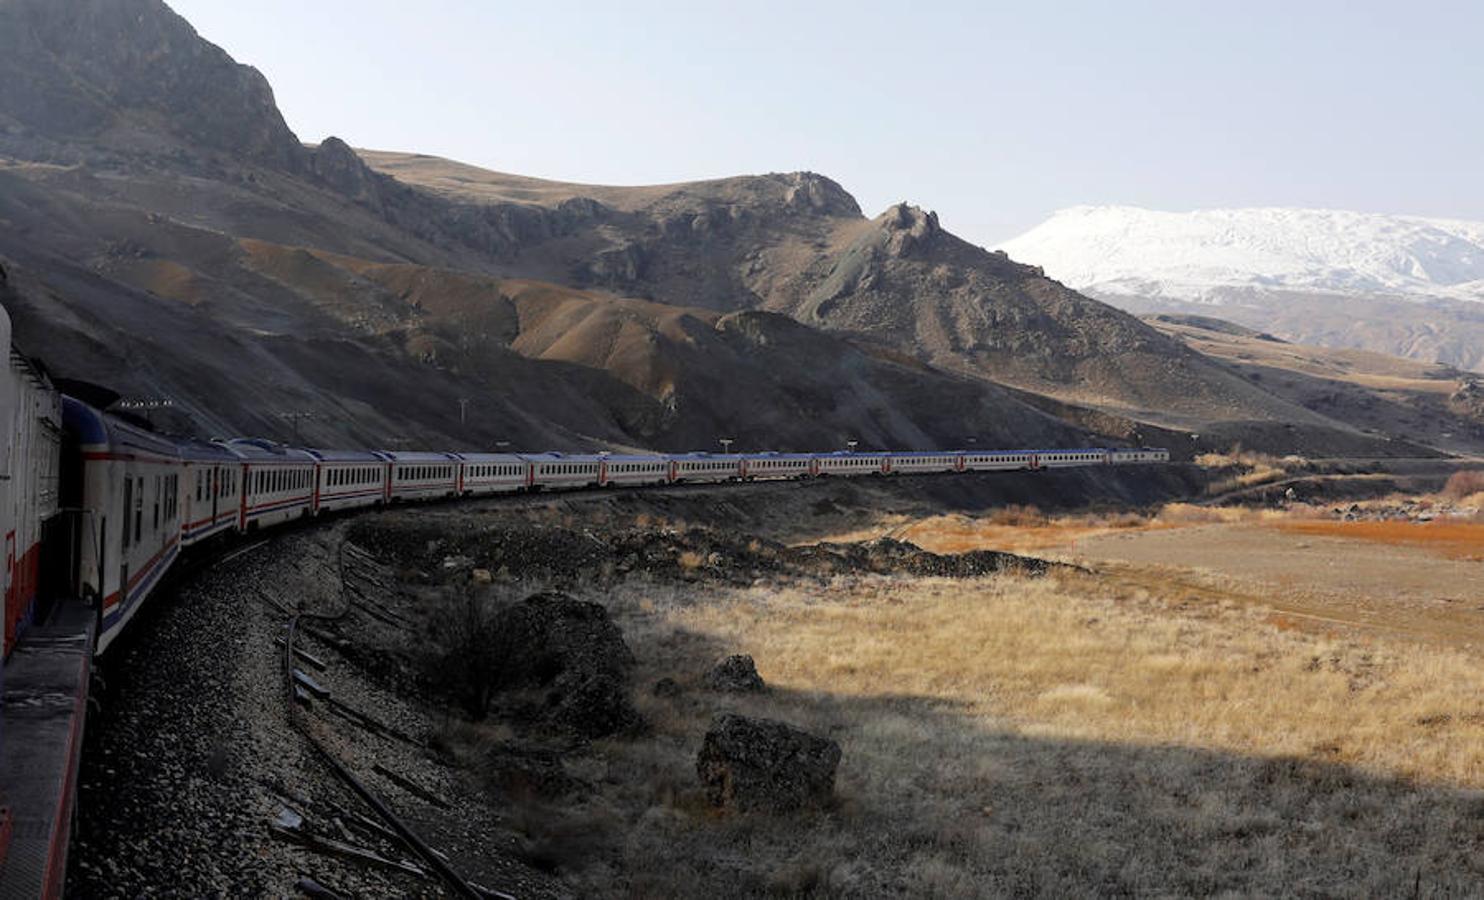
[696,714,841,812]
[493,591,634,687]
[488,592,641,737]
[704,654,767,693]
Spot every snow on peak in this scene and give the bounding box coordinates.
[998,206,1484,303]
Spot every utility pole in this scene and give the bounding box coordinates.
[277,411,315,444]
[457,398,469,425]
[719,437,734,454]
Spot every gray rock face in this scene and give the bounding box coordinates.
[0,0,307,169]
[704,654,766,693]
[696,714,840,812]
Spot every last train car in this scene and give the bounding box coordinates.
[61,398,184,652]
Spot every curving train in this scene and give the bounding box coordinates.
[0,314,1168,659]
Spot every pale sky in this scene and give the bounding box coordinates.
[167,0,1484,246]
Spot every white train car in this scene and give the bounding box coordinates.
[62,398,184,652]
[670,453,742,484]
[525,453,601,491]
[740,453,813,480]
[962,450,1038,473]
[178,438,243,546]
[2,347,60,656]
[309,448,388,513]
[815,452,887,477]
[456,453,528,496]
[598,454,669,487]
[1038,448,1111,469]
[1110,447,1169,464]
[884,452,960,475]
[386,451,460,501]
[229,438,316,530]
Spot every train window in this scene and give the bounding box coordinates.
[153,475,161,531]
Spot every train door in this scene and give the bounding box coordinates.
[3,531,13,654]
[119,474,131,614]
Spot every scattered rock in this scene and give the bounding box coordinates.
[469,568,493,585]
[696,714,841,812]
[704,655,766,693]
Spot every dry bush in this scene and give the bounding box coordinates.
[984,504,1044,526]
[1198,446,1310,495]
[1441,470,1484,501]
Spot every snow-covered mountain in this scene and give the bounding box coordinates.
[999,206,1484,303]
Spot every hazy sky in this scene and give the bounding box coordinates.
[167,0,1484,246]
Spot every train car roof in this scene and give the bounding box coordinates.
[62,396,182,459]
[379,450,461,462]
[176,436,243,462]
[522,453,603,463]
[221,437,317,462]
[597,454,670,462]
[452,452,527,463]
[303,448,388,463]
[738,452,814,459]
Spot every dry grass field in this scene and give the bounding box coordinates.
[532,564,1484,897]
[422,485,1484,896]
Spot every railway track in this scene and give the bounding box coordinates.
[276,538,506,899]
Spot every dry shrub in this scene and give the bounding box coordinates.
[426,585,505,718]
[985,504,1044,526]
[1441,470,1484,501]
[676,550,705,571]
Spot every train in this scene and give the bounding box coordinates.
[30,393,1171,654]
[0,304,1168,659]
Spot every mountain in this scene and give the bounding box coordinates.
[1001,206,1484,303]
[1001,206,1484,371]
[360,156,1350,436]
[0,0,1458,459]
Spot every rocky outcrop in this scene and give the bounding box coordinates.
[696,714,841,812]
[0,0,307,169]
[488,592,641,737]
[492,591,634,686]
[704,655,766,693]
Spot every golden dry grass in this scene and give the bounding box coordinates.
[657,573,1484,786]
[529,568,1484,896]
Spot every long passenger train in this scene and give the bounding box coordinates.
[16,392,1171,655]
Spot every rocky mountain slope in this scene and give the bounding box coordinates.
[0,0,1455,458]
[1001,206,1484,371]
